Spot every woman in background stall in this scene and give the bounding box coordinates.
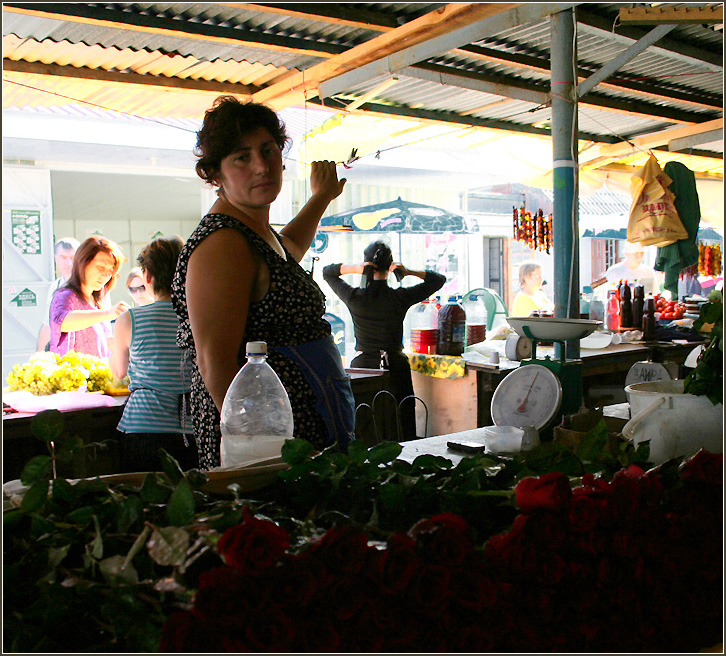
[111,236,197,472]
[323,241,446,441]
[49,235,128,359]
[511,261,554,317]
[126,267,155,307]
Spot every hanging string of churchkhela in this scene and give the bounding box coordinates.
[512,206,553,253]
[698,242,722,276]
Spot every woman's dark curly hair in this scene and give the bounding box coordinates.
[194,96,290,185]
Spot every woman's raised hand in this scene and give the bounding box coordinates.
[112,301,129,318]
[310,160,346,202]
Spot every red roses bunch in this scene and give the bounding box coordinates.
[159,450,722,653]
[160,510,509,653]
[484,449,723,653]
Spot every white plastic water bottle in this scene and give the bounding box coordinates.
[219,341,294,467]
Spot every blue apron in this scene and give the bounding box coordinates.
[271,335,355,452]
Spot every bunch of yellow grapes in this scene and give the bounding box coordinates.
[6,351,115,395]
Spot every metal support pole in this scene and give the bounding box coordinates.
[550,7,580,360]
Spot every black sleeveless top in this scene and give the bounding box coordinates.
[171,213,331,469]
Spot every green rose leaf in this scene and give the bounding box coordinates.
[281,438,315,465]
[48,544,71,569]
[20,455,52,486]
[91,515,104,559]
[159,450,184,485]
[55,436,84,463]
[347,440,369,465]
[166,478,195,527]
[67,505,96,525]
[19,479,49,513]
[116,495,143,534]
[140,473,172,504]
[366,441,403,465]
[30,409,64,443]
[51,478,75,505]
[3,509,24,529]
[147,526,190,566]
[99,554,139,586]
[185,469,210,490]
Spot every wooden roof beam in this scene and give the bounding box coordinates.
[619,5,723,26]
[580,118,724,169]
[2,59,258,96]
[251,3,524,109]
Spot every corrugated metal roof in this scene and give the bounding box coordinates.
[2,2,722,173]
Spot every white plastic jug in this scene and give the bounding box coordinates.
[623,380,723,464]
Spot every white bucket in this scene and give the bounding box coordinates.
[623,380,723,464]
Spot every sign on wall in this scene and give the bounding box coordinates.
[11,210,42,255]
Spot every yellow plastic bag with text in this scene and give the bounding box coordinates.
[627,153,688,247]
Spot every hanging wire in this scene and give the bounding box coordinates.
[3,78,198,133]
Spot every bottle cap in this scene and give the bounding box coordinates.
[246,341,267,355]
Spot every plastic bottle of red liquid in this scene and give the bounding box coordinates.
[437,295,466,356]
[606,290,620,331]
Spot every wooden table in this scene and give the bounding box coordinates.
[3,369,390,480]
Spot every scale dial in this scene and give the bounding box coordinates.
[491,364,563,430]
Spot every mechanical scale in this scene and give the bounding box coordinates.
[491,317,602,439]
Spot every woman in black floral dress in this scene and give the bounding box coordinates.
[171,96,355,470]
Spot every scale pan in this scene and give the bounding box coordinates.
[506,317,602,341]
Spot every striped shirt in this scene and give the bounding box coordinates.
[117,301,191,434]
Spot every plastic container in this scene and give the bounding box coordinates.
[410,300,439,355]
[606,290,620,331]
[588,296,605,323]
[619,282,634,328]
[219,341,294,467]
[437,295,466,356]
[463,294,488,347]
[624,379,723,464]
[632,284,644,328]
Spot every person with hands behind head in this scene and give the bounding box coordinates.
[323,240,446,441]
[171,95,355,470]
[111,236,197,473]
[49,235,127,359]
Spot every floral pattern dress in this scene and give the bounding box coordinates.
[171,214,331,469]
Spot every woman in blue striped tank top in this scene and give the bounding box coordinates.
[110,237,198,472]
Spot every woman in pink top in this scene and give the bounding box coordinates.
[50,236,128,359]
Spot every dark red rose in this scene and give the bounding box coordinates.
[568,493,605,532]
[368,532,421,594]
[308,524,370,574]
[159,610,235,653]
[265,553,321,606]
[194,566,256,623]
[408,512,473,566]
[408,563,451,612]
[516,472,572,512]
[520,511,568,546]
[679,449,723,486]
[217,507,290,575]
[449,567,498,610]
[243,607,295,652]
[297,617,340,653]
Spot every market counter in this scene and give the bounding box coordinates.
[408,340,704,436]
[2,368,390,480]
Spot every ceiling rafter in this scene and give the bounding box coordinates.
[1,2,345,57]
[251,3,524,108]
[2,59,259,96]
